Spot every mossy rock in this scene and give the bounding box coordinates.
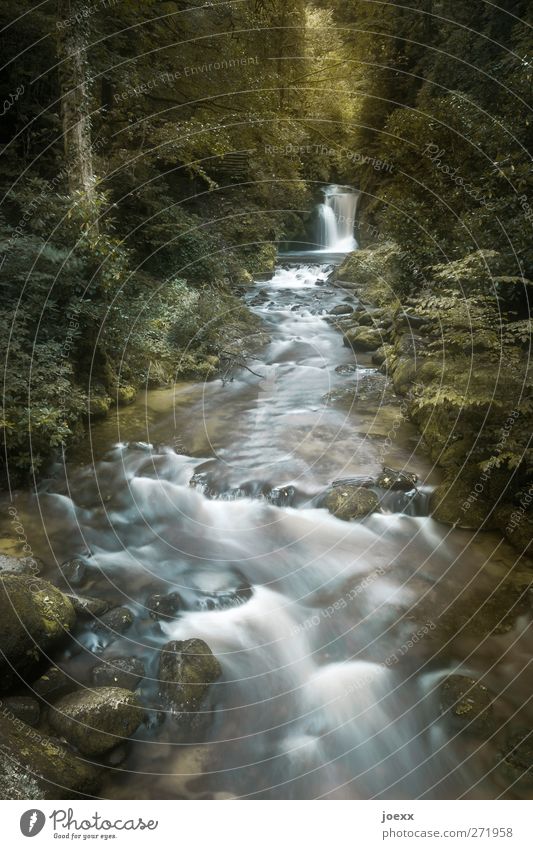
[0,714,101,799]
[343,326,384,352]
[159,638,222,716]
[48,687,145,756]
[430,480,496,530]
[440,675,495,734]
[88,395,111,418]
[0,554,43,576]
[117,385,137,406]
[0,575,76,691]
[322,485,379,521]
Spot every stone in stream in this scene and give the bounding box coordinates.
[329,304,354,316]
[158,638,222,718]
[343,326,385,352]
[32,665,79,701]
[0,714,102,799]
[91,657,145,690]
[376,467,418,491]
[0,574,76,691]
[146,591,183,621]
[1,695,40,726]
[66,593,111,618]
[322,485,380,521]
[48,687,145,756]
[93,605,134,637]
[267,485,296,507]
[500,729,533,779]
[439,675,494,733]
[59,558,88,586]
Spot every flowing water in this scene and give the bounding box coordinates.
[316,185,358,252]
[2,259,532,800]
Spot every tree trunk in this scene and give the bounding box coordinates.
[56,0,94,195]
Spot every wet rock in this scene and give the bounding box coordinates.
[182,568,253,612]
[440,675,494,733]
[376,467,418,491]
[66,594,111,618]
[91,657,145,690]
[32,665,78,701]
[500,729,533,778]
[0,554,43,576]
[93,606,134,637]
[159,638,222,716]
[60,558,88,586]
[268,485,296,507]
[430,480,494,529]
[372,345,391,366]
[146,591,182,621]
[48,687,145,756]
[334,363,357,375]
[0,575,76,691]
[329,304,354,316]
[1,695,40,726]
[343,327,384,352]
[0,714,101,799]
[331,475,376,489]
[322,485,379,521]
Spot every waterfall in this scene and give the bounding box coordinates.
[316,185,358,252]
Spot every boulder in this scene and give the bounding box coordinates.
[66,594,111,618]
[0,714,101,799]
[500,729,533,778]
[322,485,379,521]
[0,575,76,690]
[32,665,79,701]
[91,657,145,690]
[159,638,222,716]
[343,327,384,352]
[440,675,494,733]
[48,687,145,756]
[376,467,418,491]
[93,606,134,637]
[145,591,182,621]
[329,304,354,316]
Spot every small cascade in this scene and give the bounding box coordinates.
[316,184,358,251]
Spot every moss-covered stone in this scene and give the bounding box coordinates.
[0,575,76,691]
[322,485,379,521]
[91,657,145,690]
[343,326,385,352]
[440,675,494,734]
[87,395,111,418]
[48,687,145,756]
[0,714,101,799]
[117,385,137,406]
[159,638,222,716]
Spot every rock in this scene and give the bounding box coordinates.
[343,327,384,352]
[88,395,111,419]
[430,480,495,529]
[48,687,145,756]
[0,554,43,576]
[268,485,296,507]
[322,485,379,521]
[66,594,111,618]
[395,311,427,331]
[145,591,182,621]
[116,385,137,406]
[159,638,222,716]
[335,363,357,375]
[60,558,87,585]
[0,575,76,691]
[440,675,494,733]
[32,665,78,701]
[1,695,40,726]
[91,657,145,690]
[372,345,390,366]
[0,714,101,799]
[93,606,134,637]
[501,729,533,778]
[329,304,354,316]
[376,467,418,491]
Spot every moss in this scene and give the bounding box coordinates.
[116,385,137,406]
[322,485,379,521]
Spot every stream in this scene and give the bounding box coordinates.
[3,256,532,800]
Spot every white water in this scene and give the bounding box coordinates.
[317,185,358,251]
